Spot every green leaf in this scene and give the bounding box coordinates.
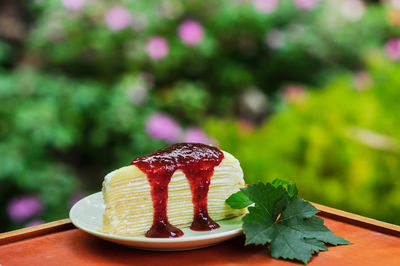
[242,206,276,245]
[271,178,291,187]
[226,190,253,209]
[287,183,298,199]
[241,183,290,222]
[297,216,351,246]
[272,178,298,198]
[241,183,289,245]
[236,182,350,264]
[269,198,349,264]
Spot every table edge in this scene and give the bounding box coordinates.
[313,203,400,237]
[1,202,399,246]
[0,219,74,245]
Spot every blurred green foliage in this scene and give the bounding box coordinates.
[1,0,400,231]
[0,68,165,230]
[26,0,393,114]
[206,51,400,224]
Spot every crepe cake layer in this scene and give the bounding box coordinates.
[101,150,245,236]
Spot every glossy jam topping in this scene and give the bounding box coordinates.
[131,143,224,238]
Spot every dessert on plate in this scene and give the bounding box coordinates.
[101,143,245,238]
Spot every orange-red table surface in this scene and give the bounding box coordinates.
[1,216,400,266]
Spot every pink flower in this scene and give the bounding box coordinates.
[293,0,319,10]
[183,128,214,145]
[105,6,132,31]
[146,113,181,143]
[178,20,205,46]
[25,220,44,228]
[61,0,85,11]
[385,38,400,61]
[146,37,169,60]
[8,195,43,222]
[252,0,278,14]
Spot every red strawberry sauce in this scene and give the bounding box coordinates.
[131,143,224,238]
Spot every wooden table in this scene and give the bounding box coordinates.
[1,203,400,266]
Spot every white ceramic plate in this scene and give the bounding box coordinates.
[69,192,243,251]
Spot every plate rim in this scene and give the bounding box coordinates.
[69,191,244,244]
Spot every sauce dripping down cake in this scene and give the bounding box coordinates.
[101,143,245,238]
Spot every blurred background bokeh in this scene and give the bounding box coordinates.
[2,0,400,232]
